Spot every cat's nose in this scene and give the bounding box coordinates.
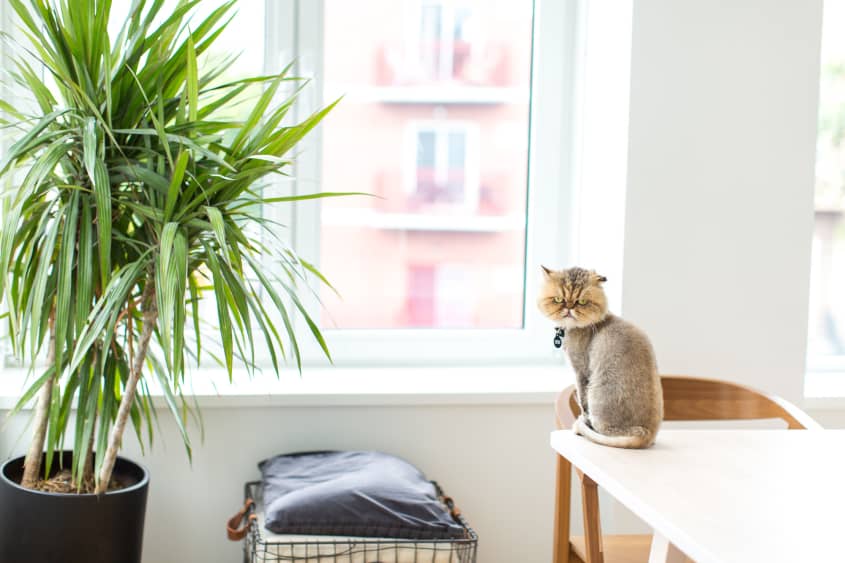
[561,308,570,317]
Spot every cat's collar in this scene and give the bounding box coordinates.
[553,327,565,349]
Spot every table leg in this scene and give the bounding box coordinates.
[648,532,687,563]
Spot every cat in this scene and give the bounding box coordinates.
[538,266,663,448]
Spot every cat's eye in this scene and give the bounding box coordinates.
[553,296,563,303]
[577,299,587,305]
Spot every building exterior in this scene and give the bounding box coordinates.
[319,0,534,329]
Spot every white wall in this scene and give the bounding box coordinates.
[4,402,842,563]
[1,402,559,563]
[621,0,823,404]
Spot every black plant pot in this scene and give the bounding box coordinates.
[0,451,149,563]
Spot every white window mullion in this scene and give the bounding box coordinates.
[263,0,298,248]
[439,2,455,80]
[0,0,12,366]
[283,0,327,345]
[289,0,325,257]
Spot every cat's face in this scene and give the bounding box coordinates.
[537,266,609,329]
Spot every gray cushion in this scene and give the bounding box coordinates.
[259,451,466,539]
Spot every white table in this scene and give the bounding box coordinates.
[550,429,845,563]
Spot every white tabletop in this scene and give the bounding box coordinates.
[550,429,845,563]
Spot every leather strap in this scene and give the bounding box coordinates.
[441,495,462,519]
[226,498,257,541]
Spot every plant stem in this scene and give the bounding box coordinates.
[20,378,54,488]
[20,313,56,489]
[80,407,98,492]
[95,283,156,495]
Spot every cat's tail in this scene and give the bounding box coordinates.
[574,418,655,449]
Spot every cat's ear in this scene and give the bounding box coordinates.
[593,272,607,284]
[541,265,554,279]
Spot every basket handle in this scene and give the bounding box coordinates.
[226,498,257,541]
[442,495,462,519]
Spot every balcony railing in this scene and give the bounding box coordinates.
[375,41,510,88]
[414,167,467,206]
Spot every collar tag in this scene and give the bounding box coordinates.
[553,327,565,349]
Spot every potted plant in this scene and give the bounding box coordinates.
[0,1,342,561]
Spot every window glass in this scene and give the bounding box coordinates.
[809,0,845,370]
[318,0,534,330]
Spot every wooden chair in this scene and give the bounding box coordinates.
[552,375,822,563]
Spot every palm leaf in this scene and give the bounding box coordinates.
[0,0,347,490]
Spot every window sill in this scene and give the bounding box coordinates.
[804,370,845,409]
[0,363,571,410]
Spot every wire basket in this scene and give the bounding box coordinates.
[240,481,478,563]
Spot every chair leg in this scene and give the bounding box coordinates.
[553,454,572,563]
[648,532,688,563]
[578,470,603,563]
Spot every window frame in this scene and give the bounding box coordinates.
[805,0,845,397]
[0,1,25,366]
[280,0,580,366]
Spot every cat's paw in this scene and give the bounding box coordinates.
[572,417,584,435]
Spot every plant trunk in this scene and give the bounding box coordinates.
[20,315,56,489]
[20,378,54,488]
[80,408,97,491]
[95,285,156,495]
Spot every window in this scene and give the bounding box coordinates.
[284,0,575,364]
[0,0,576,367]
[808,0,845,391]
[416,1,474,82]
[408,122,478,209]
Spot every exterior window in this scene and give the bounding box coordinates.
[417,1,473,82]
[410,124,477,208]
[808,0,845,387]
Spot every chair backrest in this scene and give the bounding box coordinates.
[555,375,821,430]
